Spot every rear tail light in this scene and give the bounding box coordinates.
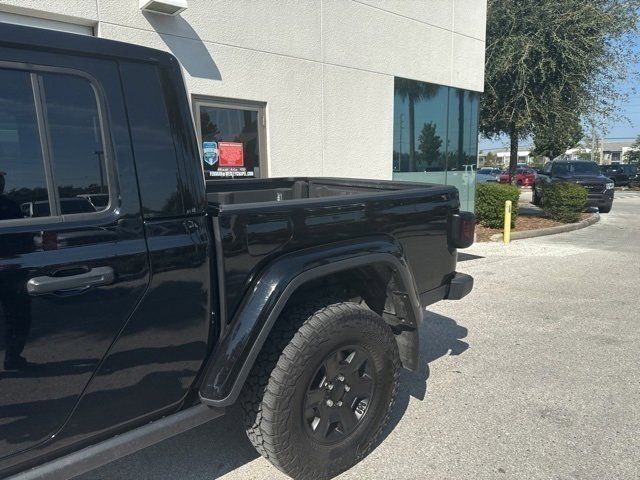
[449,212,475,249]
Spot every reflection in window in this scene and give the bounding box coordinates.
[394,79,446,172]
[42,73,107,212]
[393,79,479,174]
[0,69,49,221]
[199,105,260,178]
[0,67,109,223]
[447,89,480,172]
[393,77,480,212]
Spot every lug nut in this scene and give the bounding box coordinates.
[336,401,343,406]
[344,385,350,392]
[326,399,334,407]
[337,375,345,382]
[326,383,334,391]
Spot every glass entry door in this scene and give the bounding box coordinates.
[194,98,266,179]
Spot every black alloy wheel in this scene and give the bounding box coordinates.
[303,345,375,443]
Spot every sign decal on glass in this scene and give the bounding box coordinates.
[203,141,218,166]
[219,142,244,167]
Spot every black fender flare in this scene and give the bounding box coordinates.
[198,236,422,407]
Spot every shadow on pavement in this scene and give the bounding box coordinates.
[81,311,469,480]
[458,252,484,262]
[380,311,469,443]
[80,406,261,480]
[518,204,543,216]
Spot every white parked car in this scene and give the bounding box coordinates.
[476,167,501,183]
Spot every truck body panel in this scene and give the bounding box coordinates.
[0,23,473,478]
[206,177,459,321]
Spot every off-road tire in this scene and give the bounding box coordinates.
[239,301,400,480]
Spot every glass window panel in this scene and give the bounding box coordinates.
[199,105,260,179]
[121,62,183,217]
[41,73,107,214]
[392,77,480,212]
[447,88,479,172]
[393,78,447,174]
[446,88,460,171]
[0,68,49,221]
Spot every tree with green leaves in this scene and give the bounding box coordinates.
[481,0,640,181]
[624,135,640,164]
[532,113,584,160]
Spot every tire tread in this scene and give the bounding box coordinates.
[239,300,400,480]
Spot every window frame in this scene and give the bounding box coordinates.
[0,60,117,228]
[192,96,267,179]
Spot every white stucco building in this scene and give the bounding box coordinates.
[0,0,486,210]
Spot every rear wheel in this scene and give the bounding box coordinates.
[240,301,400,480]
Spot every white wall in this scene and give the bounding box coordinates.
[0,0,487,180]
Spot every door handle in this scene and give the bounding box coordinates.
[27,266,115,295]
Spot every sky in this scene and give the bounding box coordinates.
[479,44,640,152]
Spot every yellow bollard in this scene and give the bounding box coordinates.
[503,200,512,244]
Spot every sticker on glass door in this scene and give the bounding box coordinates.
[203,141,218,167]
[210,142,251,177]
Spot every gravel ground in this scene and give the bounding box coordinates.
[80,192,640,480]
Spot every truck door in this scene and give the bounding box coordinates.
[0,52,148,459]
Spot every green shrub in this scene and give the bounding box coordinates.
[475,183,520,228]
[541,182,587,223]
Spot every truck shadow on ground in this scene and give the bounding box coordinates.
[382,311,469,437]
[81,312,468,480]
[458,252,484,262]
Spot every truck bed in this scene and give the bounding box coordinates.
[206,177,460,320]
[206,177,441,206]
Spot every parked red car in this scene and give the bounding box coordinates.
[499,167,536,186]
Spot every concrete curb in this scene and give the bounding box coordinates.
[490,212,600,242]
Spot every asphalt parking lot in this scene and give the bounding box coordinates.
[80,192,640,480]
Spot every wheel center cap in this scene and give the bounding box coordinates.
[326,375,350,403]
[329,384,345,402]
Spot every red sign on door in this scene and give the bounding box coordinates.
[219,142,244,167]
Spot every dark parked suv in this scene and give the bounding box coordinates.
[533,159,615,213]
[600,164,639,187]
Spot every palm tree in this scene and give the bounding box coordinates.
[395,79,439,171]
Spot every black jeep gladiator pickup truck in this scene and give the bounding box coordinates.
[0,24,474,480]
[600,163,639,187]
[533,159,615,213]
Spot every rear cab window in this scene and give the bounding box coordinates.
[0,65,110,224]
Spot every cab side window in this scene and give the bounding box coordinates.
[0,66,109,222]
[0,69,48,221]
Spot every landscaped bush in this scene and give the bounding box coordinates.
[541,182,587,223]
[475,183,520,228]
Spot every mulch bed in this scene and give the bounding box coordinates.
[475,213,591,242]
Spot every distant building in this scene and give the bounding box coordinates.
[601,139,636,164]
[478,137,638,167]
[564,147,591,160]
[565,139,636,164]
[478,148,533,167]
